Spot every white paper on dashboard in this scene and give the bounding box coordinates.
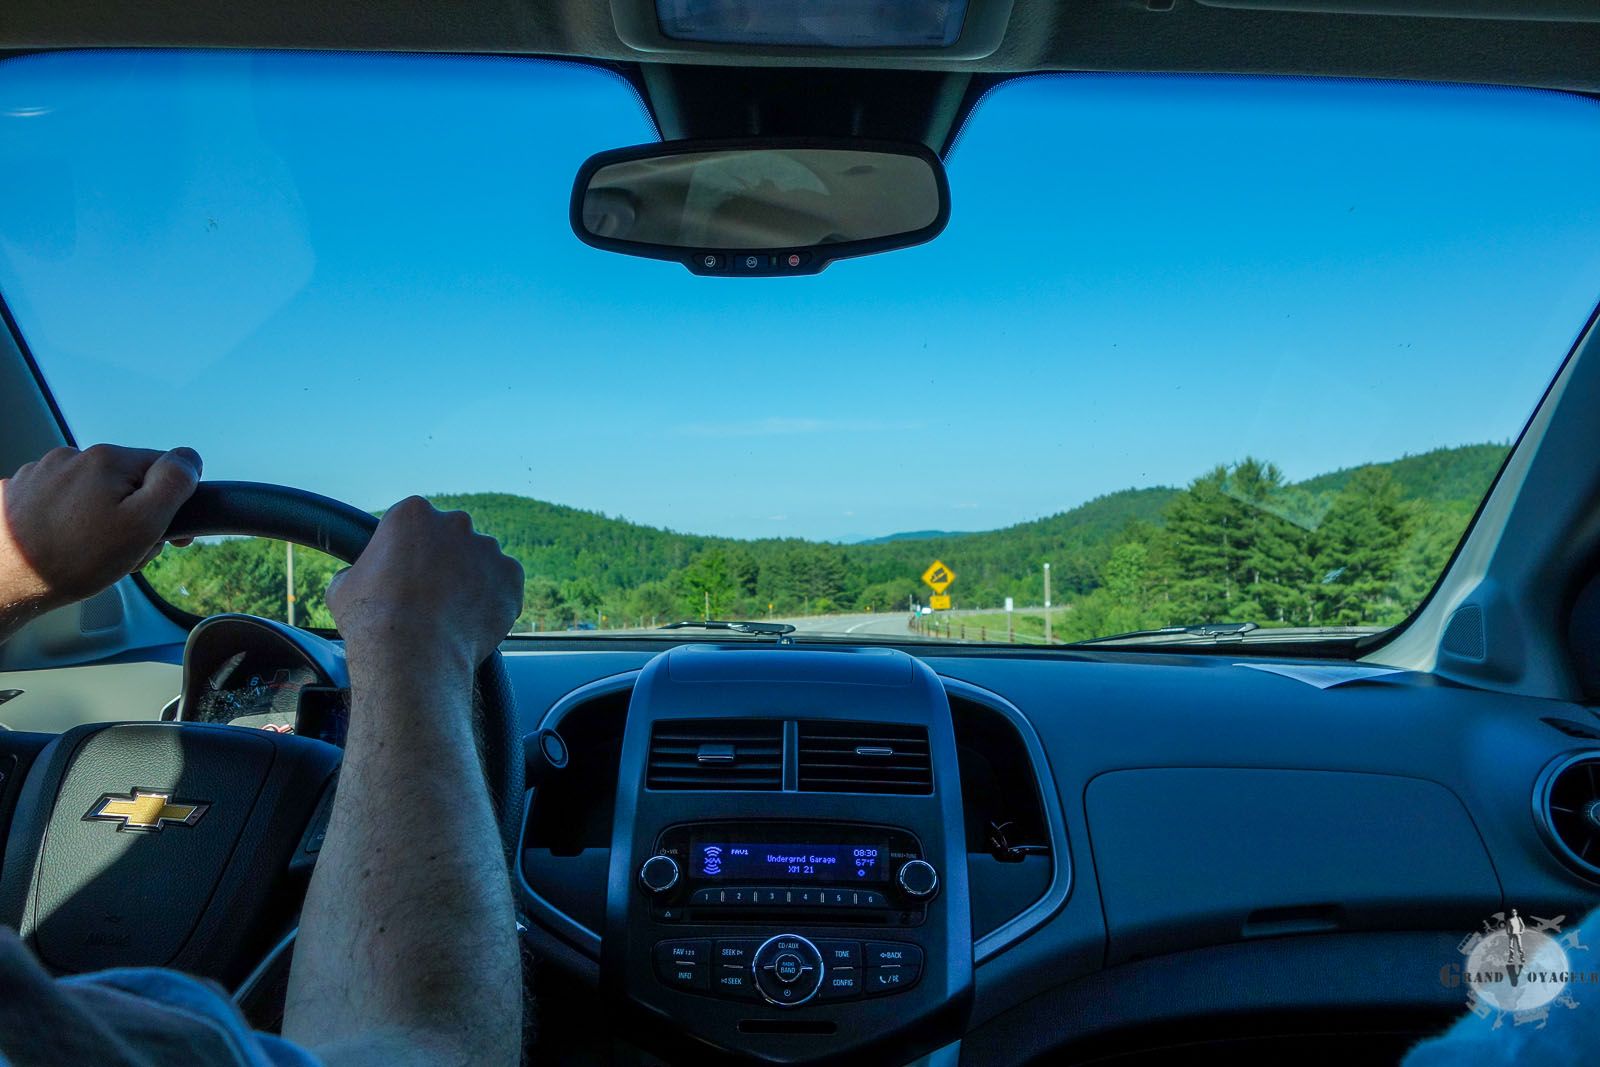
[1235,662,1405,690]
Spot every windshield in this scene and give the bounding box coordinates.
[3,52,1598,646]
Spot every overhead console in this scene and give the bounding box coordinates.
[602,643,973,1063]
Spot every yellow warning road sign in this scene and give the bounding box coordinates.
[922,560,955,593]
[929,594,952,611]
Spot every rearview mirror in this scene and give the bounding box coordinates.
[570,138,949,276]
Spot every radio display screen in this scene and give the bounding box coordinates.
[693,841,887,883]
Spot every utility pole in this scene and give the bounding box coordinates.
[286,542,296,627]
[1043,562,1051,644]
[704,590,711,622]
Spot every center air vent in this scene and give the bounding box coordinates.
[1536,752,1600,881]
[798,721,932,795]
[647,720,783,790]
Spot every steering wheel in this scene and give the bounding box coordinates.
[0,481,523,991]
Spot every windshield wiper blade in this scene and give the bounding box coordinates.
[1075,621,1259,646]
[659,619,798,636]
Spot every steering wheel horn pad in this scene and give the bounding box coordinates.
[0,721,339,984]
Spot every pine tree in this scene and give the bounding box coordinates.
[1164,465,1243,621]
[1230,458,1316,626]
[1312,467,1409,625]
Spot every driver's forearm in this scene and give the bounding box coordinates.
[0,568,49,645]
[284,651,520,1067]
[0,600,43,646]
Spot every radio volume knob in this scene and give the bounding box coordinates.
[896,859,939,901]
[638,854,681,897]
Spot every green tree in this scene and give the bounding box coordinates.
[562,576,604,626]
[1229,459,1315,626]
[856,578,923,613]
[769,544,847,614]
[518,577,566,631]
[677,549,743,619]
[145,539,342,628]
[624,580,678,627]
[1312,466,1409,625]
[1164,465,1245,620]
[1161,459,1314,626]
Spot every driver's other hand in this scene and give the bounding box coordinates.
[327,496,523,671]
[0,444,203,615]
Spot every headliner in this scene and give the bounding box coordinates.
[2,0,1598,92]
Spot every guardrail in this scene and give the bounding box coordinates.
[907,611,1056,644]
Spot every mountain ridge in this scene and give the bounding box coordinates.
[146,442,1509,636]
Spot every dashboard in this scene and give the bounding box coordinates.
[505,638,1600,1065]
[123,619,1600,1062]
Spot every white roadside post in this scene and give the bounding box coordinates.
[1043,563,1051,644]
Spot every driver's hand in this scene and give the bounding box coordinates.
[327,496,522,672]
[0,444,203,621]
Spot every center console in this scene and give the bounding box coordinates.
[602,643,972,1064]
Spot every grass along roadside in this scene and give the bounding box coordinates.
[910,606,1074,643]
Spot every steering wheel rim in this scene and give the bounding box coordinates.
[166,480,525,856]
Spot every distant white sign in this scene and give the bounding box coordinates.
[1004,597,1014,612]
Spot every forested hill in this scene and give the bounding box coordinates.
[145,443,1507,640]
[1295,444,1508,504]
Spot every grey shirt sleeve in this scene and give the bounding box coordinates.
[0,926,319,1067]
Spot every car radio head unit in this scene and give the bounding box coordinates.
[641,821,937,925]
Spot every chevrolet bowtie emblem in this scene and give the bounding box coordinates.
[85,789,210,833]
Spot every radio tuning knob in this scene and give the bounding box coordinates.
[638,854,681,896]
[896,859,940,901]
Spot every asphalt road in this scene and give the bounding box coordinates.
[780,609,1025,640]
[779,611,919,638]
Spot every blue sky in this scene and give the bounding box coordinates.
[2,52,1598,541]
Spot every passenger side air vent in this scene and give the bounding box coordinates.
[1536,752,1600,881]
[647,719,783,790]
[798,721,932,795]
